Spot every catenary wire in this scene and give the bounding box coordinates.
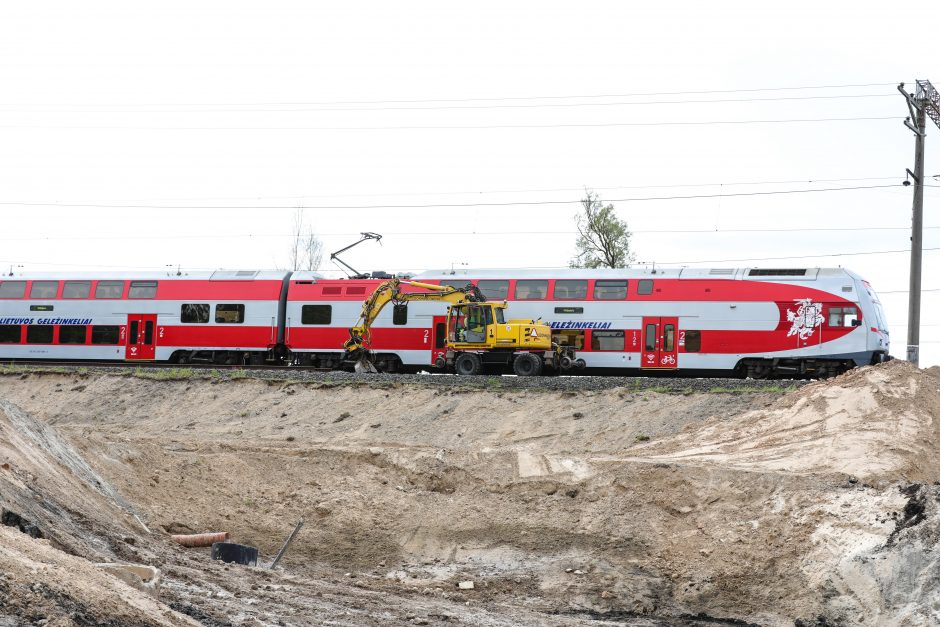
[0,93,898,113]
[1,225,939,243]
[0,82,897,107]
[0,115,904,131]
[0,184,905,210]
[0,175,905,205]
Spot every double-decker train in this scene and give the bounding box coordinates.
[0,266,890,378]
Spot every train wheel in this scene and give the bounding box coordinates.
[513,352,543,377]
[454,353,482,376]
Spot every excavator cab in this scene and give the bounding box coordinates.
[448,303,504,344]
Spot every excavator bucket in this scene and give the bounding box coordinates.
[354,357,379,374]
[344,346,379,374]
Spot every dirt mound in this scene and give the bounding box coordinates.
[0,400,198,625]
[635,361,940,481]
[1,365,938,625]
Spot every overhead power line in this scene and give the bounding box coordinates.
[0,115,903,131]
[0,184,904,210]
[0,93,898,114]
[1,224,939,243]
[0,82,897,107]
[0,175,903,205]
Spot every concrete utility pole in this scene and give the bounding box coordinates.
[897,80,939,366]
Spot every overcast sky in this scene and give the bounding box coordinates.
[0,1,937,365]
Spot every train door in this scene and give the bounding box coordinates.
[125,314,157,361]
[640,316,678,369]
[432,315,447,366]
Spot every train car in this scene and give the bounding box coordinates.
[0,271,288,364]
[0,266,891,378]
[283,267,890,377]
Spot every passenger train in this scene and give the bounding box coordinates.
[0,267,890,378]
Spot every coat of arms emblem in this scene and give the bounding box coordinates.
[786,298,824,340]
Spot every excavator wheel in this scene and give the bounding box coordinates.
[513,352,543,377]
[454,352,483,376]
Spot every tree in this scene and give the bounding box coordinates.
[570,190,635,268]
[288,207,323,271]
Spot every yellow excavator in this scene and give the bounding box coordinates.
[342,278,581,375]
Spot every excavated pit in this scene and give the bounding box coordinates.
[0,362,938,626]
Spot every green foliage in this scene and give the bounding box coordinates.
[571,190,635,268]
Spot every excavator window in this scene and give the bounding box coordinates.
[464,305,487,343]
[449,307,466,342]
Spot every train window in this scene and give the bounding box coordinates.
[62,281,92,299]
[477,280,509,300]
[181,304,210,324]
[515,280,548,300]
[128,281,158,299]
[91,325,121,344]
[684,330,701,352]
[637,280,654,295]
[553,280,587,300]
[828,306,859,327]
[30,281,59,299]
[663,324,675,351]
[129,321,138,343]
[552,330,585,350]
[594,280,628,300]
[215,304,245,324]
[645,324,656,351]
[0,325,21,343]
[301,305,331,325]
[435,323,446,349]
[392,303,408,325]
[0,281,26,299]
[95,281,124,299]
[591,330,625,351]
[26,325,53,344]
[59,325,88,344]
[143,321,154,344]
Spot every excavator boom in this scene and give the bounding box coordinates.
[342,278,576,376]
[343,278,485,371]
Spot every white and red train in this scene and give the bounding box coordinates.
[0,267,890,377]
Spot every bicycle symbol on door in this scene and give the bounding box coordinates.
[660,354,676,366]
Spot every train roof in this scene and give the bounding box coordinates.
[5,267,860,282]
[412,267,859,280]
[2,270,291,281]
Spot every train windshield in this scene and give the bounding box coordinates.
[863,281,889,334]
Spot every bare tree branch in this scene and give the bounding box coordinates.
[287,207,323,271]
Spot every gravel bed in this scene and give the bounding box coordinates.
[2,363,809,394]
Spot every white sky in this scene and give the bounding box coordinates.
[0,1,937,365]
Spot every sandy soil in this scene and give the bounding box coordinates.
[1,361,938,626]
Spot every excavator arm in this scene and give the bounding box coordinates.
[343,278,485,372]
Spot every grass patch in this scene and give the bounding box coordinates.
[132,367,195,381]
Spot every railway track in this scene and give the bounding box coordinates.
[0,360,809,394]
